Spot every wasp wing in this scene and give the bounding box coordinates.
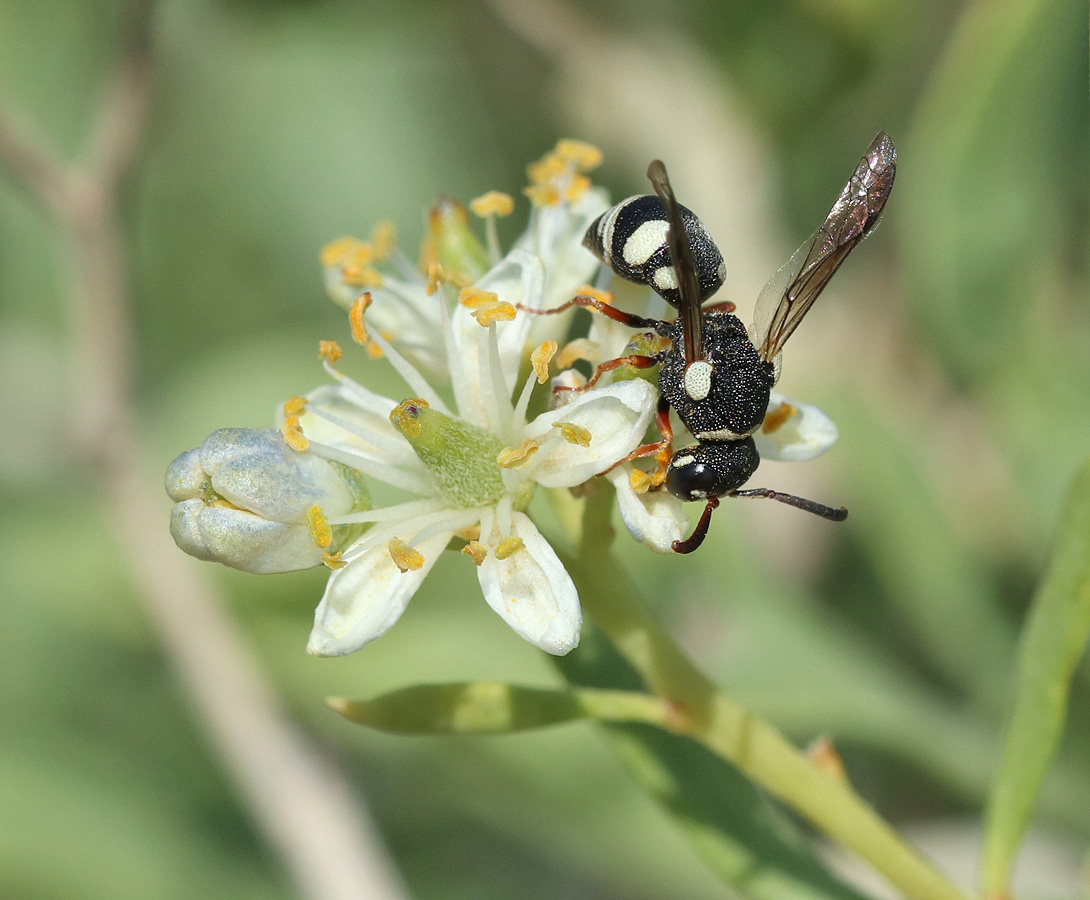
[752,132,896,364]
[647,159,705,364]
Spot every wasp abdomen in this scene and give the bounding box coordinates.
[584,195,726,308]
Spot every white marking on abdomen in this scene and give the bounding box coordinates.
[696,426,754,441]
[623,219,669,266]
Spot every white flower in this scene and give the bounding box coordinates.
[165,428,369,574]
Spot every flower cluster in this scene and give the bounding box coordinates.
[166,140,839,658]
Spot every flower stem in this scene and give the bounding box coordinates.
[568,482,969,900]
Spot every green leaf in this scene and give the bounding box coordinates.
[982,453,1090,896]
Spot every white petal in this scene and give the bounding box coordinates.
[606,466,690,553]
[306,530,453,657]
[170,500,326,574]
[754,391,840,462]
[524,379,657,488]
[476,513,581,655]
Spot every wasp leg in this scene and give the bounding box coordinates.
[517,294,661,330]
[701,300,736,314]
[672,496,720,553]
[607,396,673,488]
[556,353,658,394]
[730,488,848,521]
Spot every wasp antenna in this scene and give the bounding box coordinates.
[671,496,720,553]
[731,488,848,521]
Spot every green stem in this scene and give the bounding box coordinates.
[570,483,970,900]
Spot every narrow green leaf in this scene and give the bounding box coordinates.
[982,454,1090,896]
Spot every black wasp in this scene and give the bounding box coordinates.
[530,133,896,552]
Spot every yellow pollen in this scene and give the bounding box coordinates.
[307,505,333,548]
[322,552,347,570]
[523,183,560,207]
[341,263,383,287]
[349,292,372,345]
[461,540,487,566]
[577,285,613,305]
[762,401,798,434]
[472,301,517,326]
[564,174,592,203]
[554,139,603,172]
[494,536,525,560]
[497,439,540,469]
[555,422,592,447]
[320,236,358,268]
[555,338,599,370]
[469,190,515,218]
[282,395,307,417]
[366,338,385,359]
[318,340,343,363]
[526,153,566,186]
[371,220,396,261]
[426,262,444,295]
[629,467,654,495]
[458,286,498,309]
[389,538,424,572]
[531,340,557,383]
[389,398,429,438]
[281,416,308,452]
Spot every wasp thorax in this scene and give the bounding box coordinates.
[664,439,760,502]
[583,195,725,308]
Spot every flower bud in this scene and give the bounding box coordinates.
[426,197,490,283]
[165,428,369,573]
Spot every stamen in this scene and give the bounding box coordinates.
[526,153,566,187]
[366,338,385,359]
[523,184,560,207]
[555,338,600,370]
[388,538,424,572]
[307,505,333,548]
[307,438,433,494]
[564,174,592,203]
[367,330,452,414]
[530,340,557,383]
[282,395,307,417]
[318,340,343,363]
[554,139,603,172]
[455,523,482,542]
[629,467,654,495]
[461,540,487,566]
[762,400,798,434]
[330,497,445,526]
[320,236,358,268]
[555,422,592,447]
[458,286,499,309]
[497,439,539,469]
[322,552,347,570]
[281,416,308,452]
[389,398,429,439]
[469,191,515,218]
[348,292,372,345]
[494,536,525,560]
[371,220,396,261]
[472,301,517,326]
[426,262,444,296]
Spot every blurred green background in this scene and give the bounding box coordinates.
[0,0,1087,897]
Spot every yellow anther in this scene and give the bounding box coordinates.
[371,220,396,261]
[555,139,603,172]
[455,522,482,542]
[555,422,592,447]
[389,398,428,438]
[349,292,372,345]
[526,153,566,186]
[426,262,444,296]
[458,286,499,309]
[531,340,557,384]
[762,400,798,434]
[341,263,383,287]
[469,190,515,218]
[461,540,487,566]
[320,236,358,268]
[307,505,333,549]
[494,536,525,560]
[282,395,307,417]
[318,340,343,363]
[389,538,424,572]
[366,339,385,359]
[555,338,599,370]
[564,174,592,203]
[281,416,308,453]
[345,242,374,267]
[322,552,347,570]
[473,301,517,326]
[629,467,654,495]
[523,183,560,207]
[576,284,614,305]
[497,439,540,469]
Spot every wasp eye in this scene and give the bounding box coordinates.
[664,440,760,502]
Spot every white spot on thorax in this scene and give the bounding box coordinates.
[623,219,669,266]
[653,266,677,291]
[696,426,753,441]
[683,360,713,401]
[672,454,697,468]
